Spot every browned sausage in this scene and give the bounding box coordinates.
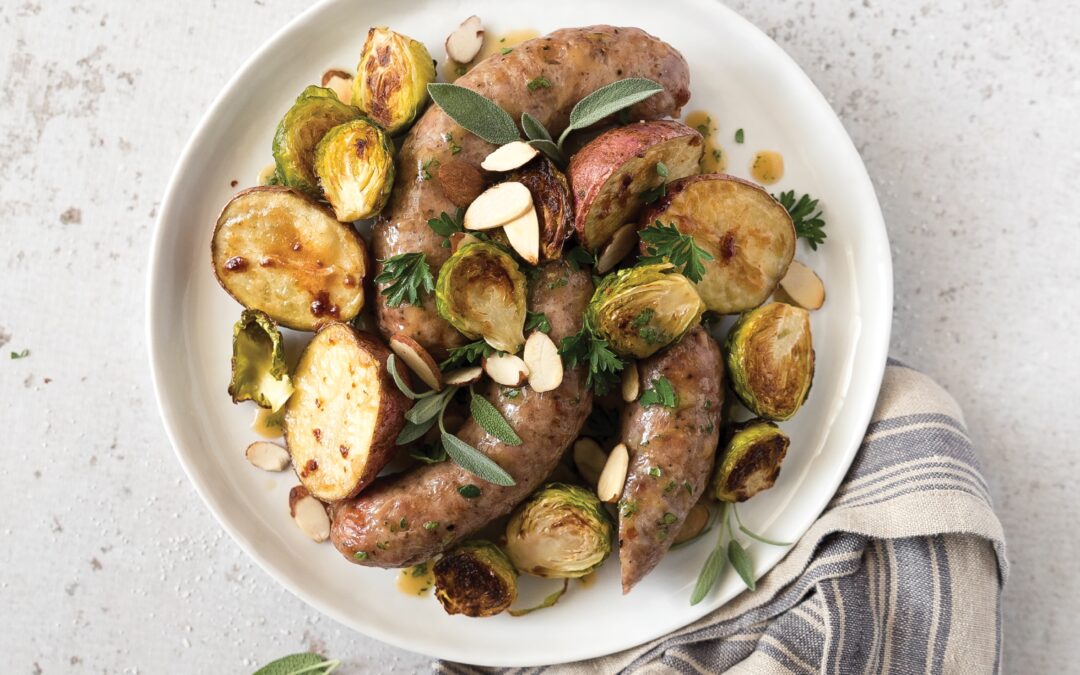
[373,26,691,359]
[618,327,724,593]
[331,263,593,567]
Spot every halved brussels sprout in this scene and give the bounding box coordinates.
[272,85,363,197]
[433,540,518,617]
[435,242,527,354]
[725,302,815,420]
[586,263,705,359]
[228,309,293,412]
[353,27,436,134]
[710,419,790,502]
[314,118,395,221]
[504,483,614,579]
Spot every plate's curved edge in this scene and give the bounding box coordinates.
[146,0,893,667]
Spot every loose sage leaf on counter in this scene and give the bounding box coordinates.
[428,83,521,145]
[252,653,339,675]
[470,391,523,445]
[558,78,664,145]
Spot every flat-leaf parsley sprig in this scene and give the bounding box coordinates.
[775,190,827,250]
[558,326,625,395]
[637,221,714,283]
[375,252,434,308]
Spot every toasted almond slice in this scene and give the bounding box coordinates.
[595,223,639,274]
[597,443,629,503]
[573,437,608,486]
[256,162,277,186]
[289,486,330,542]
[320,69,354,104]
[445,15,484,63]
[444,366,483,386]
[523,331,562,392]
[621,360,640,402]
[502,206,540,265]
[389,334,443,391]
[481,141,539,172]
[449,231,482,253]
[245,441,291,471]
[778,260,825,310]
[673,503,710,545]
[483,353,529,386]
[463,182,532,231]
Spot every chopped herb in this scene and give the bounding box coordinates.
[427,209,465,248]
[376,253,435,308]
[399,518,409,530]
[411,562,428,577]
[527,76,552,91]
[525,310,551,334]
[683,480,694,495]
[440,339,494,370]
[10,349,29,360]
[376,541,390,550]
[637,326,668,345]
[656,161,669,178]
[637,221,714,283]
[458,484,482,499]
[546,271,569,289]
[639,376,678,408]
[735,128,745,144]
[775,190,827,250]
[419,157,440,181]
[695,117,711,136]
[353,551,368,560]
[632,309,655,328]
[504,387,521,399]
[500,47,513,55]
[565,245,596,271]
[442,132,462,155]
[641,162,669,204]
[455,64,468,76]
[662,512,678,525]
[648,466,663,478]
[423,520,440,530]
[619,500,638,518]
[559,327,625,395]
[664,480,678,494]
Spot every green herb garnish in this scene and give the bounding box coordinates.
[557,78,663,146]
[527,76,551,91]
[440,339,494,370]
[525,310,551,334]
[640,161,669,204]
[775,190,827,250]
[353,551,368,561]
[423,521,440,530]
[469,390,523,445]
[649,466,663,478]
[735,128,745,143]
[10,349,29,360]
[252,652,340,675]
[565,245,595,271]
[637,221,713,283]
[500,47,513,55]
[376,253,434,308]
[559,327,625,395]
[458,484,482,498]
[427,83,521,145]
[639,376,678,408]
[427,209,465,248]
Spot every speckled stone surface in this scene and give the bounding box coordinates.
[1,1,1076,672]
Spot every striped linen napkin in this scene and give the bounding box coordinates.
[437,360,1009,674]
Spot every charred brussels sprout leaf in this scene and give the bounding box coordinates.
[433,540,518,617]
[586,263,705,358]
[228,309,293,411]
[353,27,436,135]
[710,419,790,502]
[505,483,614,578]
[314,118,395,221]
[725,302,815,420]
[436,242,527,354]
[272,85,363,197]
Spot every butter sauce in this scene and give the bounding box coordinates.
[684,110,725,173]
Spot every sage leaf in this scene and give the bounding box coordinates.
[733,504,791,547]
[387,354,424,400]
[521,112,553,142]
[428,83,520,145]
[690,536,727,605]
[559,78,663,144]
[470,392,523,445]
[396,416,437,445]
[509,578,569,616]
[410,440,447,464]
[405,387,454,424]
[728,539,756,591]
[441,431,516,486]
[527,139,565,165]
[253,653,339,675]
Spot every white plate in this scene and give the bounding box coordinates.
[147,0,892,667]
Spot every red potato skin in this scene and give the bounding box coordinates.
[373,26,691,359]
[331,264,594,567]
[618,327,724,593]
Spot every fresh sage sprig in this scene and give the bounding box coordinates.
[469,390,523,445]
[387,354,424,400]
[427,83,520,145]
[252,653,339,675]
[557,77,664,146]
[438,395,515,486]
[690,504,789,605]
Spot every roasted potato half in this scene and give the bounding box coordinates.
[641,174,796,314]
[211,187,367,331]
[284,323,410,502]
[568,120,703,251]
[508,157,573,261]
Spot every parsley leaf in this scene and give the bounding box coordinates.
[565,245,595,271]
[440,339,494,370]
[559,328,625,395]
[734,128,745,144]
[525,310,551,334]
[638,221,714,282]
[427,209,465,248]
[775,190,827,250]
[375,253,434,308]
[527,76,551,91]
[639,376,678,408]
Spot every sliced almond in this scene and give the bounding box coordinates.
[256,162,277,186]
[522,331,562,392]
[673,503,710,545]
[778,260,825,310]
[389,334,443,391]
[481,141,539,172]
[502,205,540,265]
[245,441,291,471]
[444,366,483,386]
[483,353,529,386]
[449,231,482,253]
[320,68,354,104]
[595,223,639,274]
[463,182,532,231]
[597,442,629,503]
[573,437,608,486]
[445,15,484,64]
[620,360,640,402]
[289,486,330,542]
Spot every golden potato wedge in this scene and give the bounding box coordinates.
[568,120,703,251]
[641,174,795,314]
[211,187,367,331]
[284,323,410,501]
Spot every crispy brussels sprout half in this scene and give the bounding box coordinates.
[314,118,395,221]
[711,419,790,502]
[725,302,815,420]
[272,85,362,197]
[505,483,614,579]
[435,242,527,354]
[433,540,518,617]
[228,309,294,412]
[353,27,436,135]
[586,263,705,359]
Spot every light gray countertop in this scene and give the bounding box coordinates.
[1,0,1076,672]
